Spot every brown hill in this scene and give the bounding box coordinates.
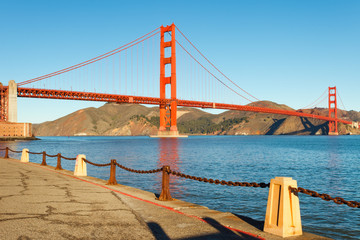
[33,102,360,136]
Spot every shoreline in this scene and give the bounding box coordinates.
[32,132,359,138]
[0,136,40,141]
[0,156,330,239]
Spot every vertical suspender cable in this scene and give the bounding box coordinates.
[142,41,144,96]
[125,50,127,93]
[106,58,108,93]
[99,60,102,92]
[147,37,150,97]
[112,55,115,93]
[119,52,122,94]
[137,44,139,96]
[152,36,155,97]
[131,47,133,94]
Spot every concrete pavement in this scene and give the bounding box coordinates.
[0,157,330,240]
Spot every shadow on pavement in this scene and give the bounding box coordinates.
[233,214,264,231]
[147,217,262,240]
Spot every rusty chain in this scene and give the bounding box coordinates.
[8,149,22,153]
[115,162,163,174]
[82,158,111,167]
[290,187,360,208]
[60,155,76,161]
[45,153,59,157]
[27,151,43,155]
[168,169,270,188]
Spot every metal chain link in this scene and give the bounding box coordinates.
[60,155,76,160]
[45,153,58,157]
[290,187,360,208]
[27,151,43,155]
[8,149,22,153]
[116,162,163,174]
[168,170,270,188]
[82,158,111,167]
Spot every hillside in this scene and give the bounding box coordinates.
[33,102,360,136]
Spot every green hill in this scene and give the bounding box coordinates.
[33,102,360,136]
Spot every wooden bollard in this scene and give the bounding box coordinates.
[41,151,47,166]
[55,153,63,170]
[158,165,173,201]
[4,147,9,158]
[20,149,29,162]
[107,159,117,185]
[74,154,87,176]
[264,177,302,237]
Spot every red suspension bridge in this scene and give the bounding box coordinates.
[0,24,358,136]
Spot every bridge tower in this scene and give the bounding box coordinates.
[328,86,338,135]
[158,24,179,137]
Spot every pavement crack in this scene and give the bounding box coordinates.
[1,215,44,222]
[19,171,29,195]
[110,191,152,232]
[52,184,76,201]
[45,205,57,215]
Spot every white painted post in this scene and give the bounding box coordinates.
[74,154,87,176]
[20,149,29,163]
[264,177,302,237]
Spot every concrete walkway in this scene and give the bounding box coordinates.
[0,157,329,240]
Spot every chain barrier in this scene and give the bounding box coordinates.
[2,146,359,209]
[60,155,76,161]
[8,149,22,153]
[168,169,270,188]
[82,158,111,167]
[290,187,360,208]
[116,162,163,174]
[27,151,43,155]
[45,153,59,158]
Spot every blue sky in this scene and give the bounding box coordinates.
[1,0,359,123]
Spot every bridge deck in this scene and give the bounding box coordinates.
[16,87,353,125]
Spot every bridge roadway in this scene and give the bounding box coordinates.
[0,157,330,240]
[16,87,353,125]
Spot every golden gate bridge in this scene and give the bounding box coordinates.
[0,24,358,136]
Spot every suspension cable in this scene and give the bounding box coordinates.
[19,28,160,86]
[337,89,347,111]
[176,40,253,103]
[301,88,327,109]
[175,26,260,102]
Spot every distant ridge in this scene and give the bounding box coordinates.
[33,102,360,136]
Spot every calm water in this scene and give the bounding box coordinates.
[1,135,359,239]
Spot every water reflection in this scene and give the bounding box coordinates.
[157,138,184,196]
[0,141,20,158]
[326,139,343,193]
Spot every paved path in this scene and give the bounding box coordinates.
[0,157,329,240]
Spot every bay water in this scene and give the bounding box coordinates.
[2,135,359,239]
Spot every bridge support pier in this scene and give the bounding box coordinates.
[0,82,7,121]
[0,80,33,138]
[0,80,17,122]
[8,80,17,123]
